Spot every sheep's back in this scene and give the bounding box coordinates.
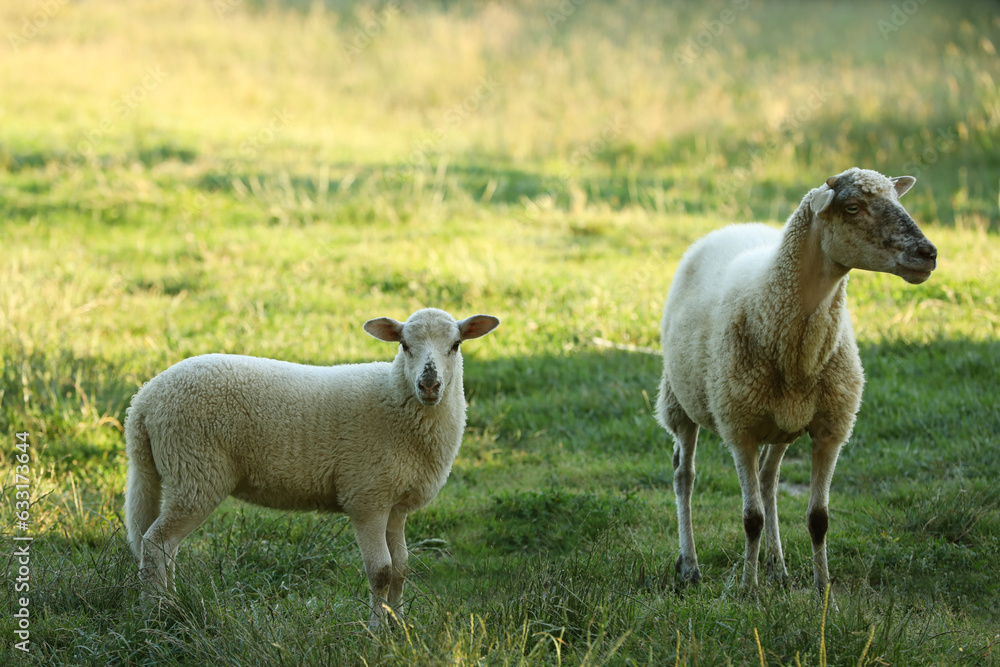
[132,355,397,504]
[661,224,781,429]
[130,354,465,515]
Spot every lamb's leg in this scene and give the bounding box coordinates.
[385,506,408,622]
[353,513,393,631]
[759,442,790,585]
[140,496,222,592]
[730,443,764,591]
[808,438,842,599]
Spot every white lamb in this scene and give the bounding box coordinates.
[656,168,937,596]
[124,308,500,630]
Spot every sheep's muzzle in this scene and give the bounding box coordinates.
[417,364,442,405]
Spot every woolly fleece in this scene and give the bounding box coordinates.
[124,307,500,629]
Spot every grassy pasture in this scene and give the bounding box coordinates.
[1,0,999,664]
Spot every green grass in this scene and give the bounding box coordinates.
[2,0,1000,664]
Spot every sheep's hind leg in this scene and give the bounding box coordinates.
[385,506,408,623]
[353,513,393,632]
[759,443,790,585]
[140,495,224,592]
[671,420,702,587]
[659,384,701,588]
[730,442,765,592]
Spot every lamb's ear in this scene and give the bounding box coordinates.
[810,185,835,216]
[891,176,916,198]
[458,315,500,340]
[363,317,404,342]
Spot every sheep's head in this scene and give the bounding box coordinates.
[363,308,500,406]
[809,167,938,284]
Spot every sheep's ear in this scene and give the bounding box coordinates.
[891,176,916,198]
[810,186,835,216]
[363,317,404,342]
[458,315,500,340]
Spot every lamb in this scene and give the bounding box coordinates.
[124,307,500,630]
[655,168,937,597]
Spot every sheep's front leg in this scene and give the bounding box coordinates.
[730,443,764,591]
[386,506,408,622]
[353,513,393,631]
[808,438,842,600]
[759,443,790,585]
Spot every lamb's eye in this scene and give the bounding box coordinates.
[845,204,860,215]
[401,342,410,354]
[450,341,461,353]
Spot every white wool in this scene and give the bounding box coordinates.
[124,307,499,630]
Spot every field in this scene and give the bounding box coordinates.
[1,0,999,664]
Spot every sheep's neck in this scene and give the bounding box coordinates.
[792,220,850,315]
[763,210,850,380]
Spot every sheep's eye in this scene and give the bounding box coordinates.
[400,341,410,354]
[845,204,860,215]
[450,341,461,353]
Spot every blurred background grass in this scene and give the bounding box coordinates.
[2,0,998,227]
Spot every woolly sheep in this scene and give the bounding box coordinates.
[655,168,937,597]
[124,308,500,630]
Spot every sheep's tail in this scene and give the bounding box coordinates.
[654,371,671,431]
[124,404,161,561]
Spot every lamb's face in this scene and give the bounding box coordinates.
[397,310,464,406]
[812,168,938,284]
[364,308,500,407]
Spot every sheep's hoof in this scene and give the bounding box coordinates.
[765,557,789,588]
[368,605,408,634]
[385,608,407,631]
[737,582,762,603]
[768,573,790,589]
[668,554,701,592]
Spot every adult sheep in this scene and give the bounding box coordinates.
[656,168,937,597]
[124,308,500,630]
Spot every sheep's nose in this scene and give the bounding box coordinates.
[420,377,440,394]
[916,242,938,262]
